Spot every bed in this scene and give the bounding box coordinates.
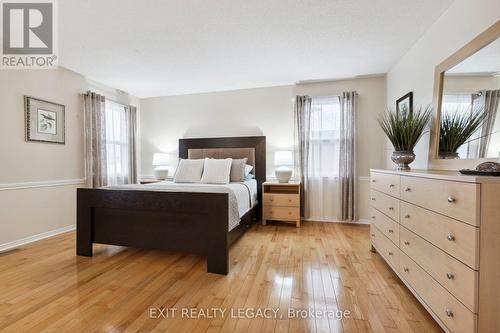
[76,136,266,275]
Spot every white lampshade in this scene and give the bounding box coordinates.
[152,153,175,166]
[274,151,293,166]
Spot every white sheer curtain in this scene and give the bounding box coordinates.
[304,97,341,221]
[104,100,130,185]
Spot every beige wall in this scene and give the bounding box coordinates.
[139,76,387,222]
[385,0,500,170]
[443,75,500,93]
[140,85,295,177]
[0,68,138,248]
[0,68,86,247]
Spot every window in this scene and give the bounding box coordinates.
[442,93,472,113]
[104,100,130,185]
[442,93,478,158]
[308,97,341,178]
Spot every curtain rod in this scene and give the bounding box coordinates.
[82,91,136,108]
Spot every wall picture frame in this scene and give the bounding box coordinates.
[25,96,65,144]
[396,91,413,115]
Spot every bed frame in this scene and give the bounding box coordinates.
[77,136,266,275]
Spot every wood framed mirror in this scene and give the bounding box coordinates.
[430,20,500,169]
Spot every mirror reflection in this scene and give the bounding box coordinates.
[439,38,500,159]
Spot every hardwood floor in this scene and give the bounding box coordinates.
[0,222,442,333]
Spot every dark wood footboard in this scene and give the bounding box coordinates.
[77,188,239,275]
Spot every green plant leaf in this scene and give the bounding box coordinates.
[439,105,487,154]
[377,106,432,152]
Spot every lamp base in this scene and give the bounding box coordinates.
[275,167,292,183]
[153,166,169,180]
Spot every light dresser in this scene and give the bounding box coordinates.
[370,169,500,333]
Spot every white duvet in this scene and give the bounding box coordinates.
[103,179,257,231]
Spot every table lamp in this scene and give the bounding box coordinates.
[274,151,293,183]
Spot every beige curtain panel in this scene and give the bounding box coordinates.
[293,95,312,217]
[338,91,358,222]
[478,89,500,157]
[83,91,107,188]
[127,105,138,184]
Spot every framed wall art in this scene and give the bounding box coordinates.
[396,91,413,115]
[25,96,65,144]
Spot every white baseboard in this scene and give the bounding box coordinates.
[303,218,370,225]
[0,225,75,253]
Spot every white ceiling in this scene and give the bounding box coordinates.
[447,38,500,75]
[59,0,453,98]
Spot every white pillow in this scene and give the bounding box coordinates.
[173,159,204,183]
[200,158,233,184]
[245,164,253,176]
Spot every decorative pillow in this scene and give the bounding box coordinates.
[230,158,248,182]
[245,164,253,176]
[200,158,233,184]
[173,159,204,183]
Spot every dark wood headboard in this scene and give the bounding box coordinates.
[179,136,266,204]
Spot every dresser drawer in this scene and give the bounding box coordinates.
[263,193,299,207]
[400,201,479,269]
[400,176,479,226]
[400,226,478,312]
[400,252,477,333]
[263,206,299,220]
[370,172,400,197]
[371,224,399,271]
[370,189,399,222]
[370,207,399,246]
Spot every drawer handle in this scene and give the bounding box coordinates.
[288,199,292,202]
[371,197,376,201]
[371,233,375,237]
[288,211,292,215]
[270,198,274,201]
[388,251,393,256]
[447,197,456,203]
[403,267,409,272]
[404,214,410,219]
[447,233,455,241]
[388,229,394,233]
[404,241,410,246]
[389,207,394,211]
[445,309,454,318]
[405,187,411,192]
[389,184,395,188]
[446,272,455,280]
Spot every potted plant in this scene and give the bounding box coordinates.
[378,106,432,170]
[439,107,487,159]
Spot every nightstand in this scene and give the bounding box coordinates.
[262,181,301,227]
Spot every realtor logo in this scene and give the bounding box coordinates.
[1,0,57,68]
